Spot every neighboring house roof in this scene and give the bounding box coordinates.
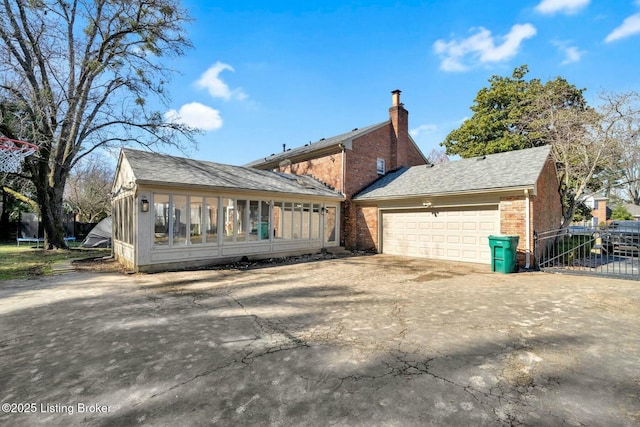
[577,192,608,208]
[353,145,553,201]
[244,121,390,168]
[120,149,344,199]
[618,203,640,218]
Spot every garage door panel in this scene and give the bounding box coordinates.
[462,235,477,245]
[480,221,496,230]
[382,207,499,264]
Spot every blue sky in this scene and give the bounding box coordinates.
[158,0,640,165]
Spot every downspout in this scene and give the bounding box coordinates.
[338,143,346,195]
[338,143,346,248]
[525,189,531,269]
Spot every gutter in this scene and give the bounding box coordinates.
[353,185,536,203]
[133,180,345,201]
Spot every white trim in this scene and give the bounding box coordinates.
[377,203,499,211]
[354,186,536,203]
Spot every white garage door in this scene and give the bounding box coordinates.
[382,206,499,264]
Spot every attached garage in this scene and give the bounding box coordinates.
[381,206,499,264]
[353,146,563,268]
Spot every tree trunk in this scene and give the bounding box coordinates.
[29,154,68,250]
[41,185,67,250]
[0,188,8,240]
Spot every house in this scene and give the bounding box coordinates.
[578,193,610,226]
[247,90,429,248]
[112,90,562,271]
[248,90,561,268]
[111,150,344,272]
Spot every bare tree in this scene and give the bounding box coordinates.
[426,148,449,164]
[606,92,640,204]
[523,87,622,229]
[0,0,197,248]
[64,155,113,223]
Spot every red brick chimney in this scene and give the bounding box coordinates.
[389,89,409,169]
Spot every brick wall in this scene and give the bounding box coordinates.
[591,199,608,226]
[499,196,527,265]
[278,153,344,193]
[532,158,562,234]
[345,124,394,196]
[531,158,562,265]
[407,139,427,166]
[355,204,378,251]
[499,157,561,266]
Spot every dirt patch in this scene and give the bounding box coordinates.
[204,251,343,271]
[72,256,126,273]
[413,271,469,282]
[71,250,356,275]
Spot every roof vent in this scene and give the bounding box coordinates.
[295,178,316,189]
[476,156,486,161]
[352,128,358,131]
[426,163,434,168]
[320,138,325,141]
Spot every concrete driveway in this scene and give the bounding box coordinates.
[1,255,639,426]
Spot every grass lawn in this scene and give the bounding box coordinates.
[0,242,110,280]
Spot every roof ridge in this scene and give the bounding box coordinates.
[245,120,390,167]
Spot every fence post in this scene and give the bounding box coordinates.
[533,231,538,270]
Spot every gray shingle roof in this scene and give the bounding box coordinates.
[245,121,389,168]
[354,145,553,201]
[121,149,344,199]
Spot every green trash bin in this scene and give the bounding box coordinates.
[259,222,269,239]
[488,235,519,273]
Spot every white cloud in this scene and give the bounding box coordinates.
[433,24,537,72]
[165,102,223,131]
[535,0,590,15]
[560,46,582,64]
[195,62,248,101]
[410,124,438,138]
[605,13,640,42]
[552,41,584,64]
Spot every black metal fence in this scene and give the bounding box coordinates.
[535,221,640,279]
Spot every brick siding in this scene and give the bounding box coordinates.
[278,152,344,193]
[591,200,608,226]
[355,204,379,251]
[500,157,562,266]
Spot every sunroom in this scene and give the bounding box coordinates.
[112,149,344,272]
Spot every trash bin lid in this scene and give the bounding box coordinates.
[488,235,519,240]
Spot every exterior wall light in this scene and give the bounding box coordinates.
[141,198,149,213]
